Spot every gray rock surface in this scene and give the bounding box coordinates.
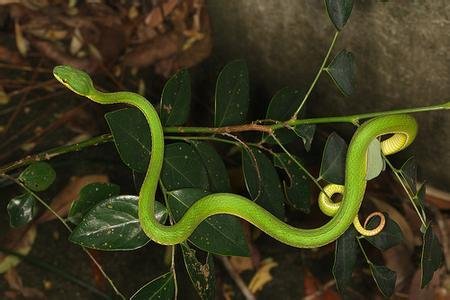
[206,1,450,190]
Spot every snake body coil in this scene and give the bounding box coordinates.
[53,65,418,248]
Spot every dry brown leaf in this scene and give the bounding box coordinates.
[248,258,278,293]
[0,86,10,105]
[0,226,37,274]
[4,268,45,299]
[123,32,180,68]
[145,0,179,28]
[37,174,109,223]
[14,21,29,56]
[229,256,254,274]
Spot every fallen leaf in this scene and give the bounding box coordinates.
[14,21,29,56]
[145,0,179,28]
[248,258,278,293]
[229,256,254,274]
[37,175,109,223]
[0,86,10,105]
[4,268,45,299]
[0,226,37,274]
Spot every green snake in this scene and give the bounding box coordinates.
[53,65,418,248]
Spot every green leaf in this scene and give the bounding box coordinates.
[105,108,150,173]
[69,195,167,251]
[130,272,175,300]
[293,124,316,151]
[161,142,209,191]
[364,213,403,251]
[366,139,384,181]
[68,183,120,225]
[273,153,311,213]
[214,60,249,127]
[399,157,417,194]
[181,243,215,300]
[167,188,249,256]
[369,263,396,298]
[421,224,443,288]
[7,193,38,228]
[265,87,303,144]
[191,141,231,192]
[319,132,347,184]
[19,162,56,191]
[160,69,191,126]
[242,147,285,219]
[326,49,355,96]
[325,0,354,31]
[333,226,358,293]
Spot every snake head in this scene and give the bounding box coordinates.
[53,65,94,97]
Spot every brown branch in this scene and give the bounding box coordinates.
[214,123,273,134]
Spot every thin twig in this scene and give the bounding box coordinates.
[218,256,256,300]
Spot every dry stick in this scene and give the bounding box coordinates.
[218,256,256,300]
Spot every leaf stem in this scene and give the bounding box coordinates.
[291,31,340,120]
[383,157,427,227]
[356,237,371,263]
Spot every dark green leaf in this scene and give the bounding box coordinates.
[326,49,355,96]
[68,183,120,225]
[160,69,191,126]
[167,188,249,256]
[319,132,347,184]
[399,157,417,194]
[7,193,37,227]
[105,108,150,173]
[273,153,311,213]
[161,142,209,191]
[181,243,215,300]
[19,162,55,191]
[325,0,354,30]
[191,141,231,192]
[69,195,167,250]
[333,226,358,293]
[265,87,303,144]
[421,224,443,288]
[242,147,285,219]
[130,272,175,300]
[369,263,396,298]
[214,60,249,127]
[364,213,403,251]
[293,124,316,151]
[366,139,384,180]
